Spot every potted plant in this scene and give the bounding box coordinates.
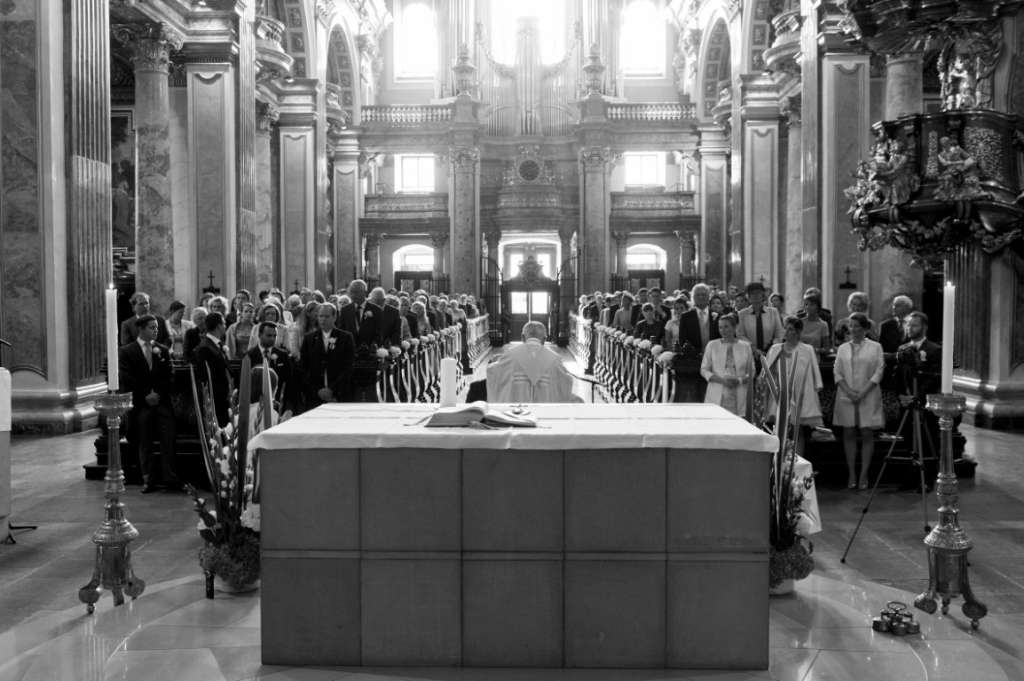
[185,357,270,595]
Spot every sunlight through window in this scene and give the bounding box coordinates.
[490,0,566,64]
[621,0,666,77]
[394,1,437,80]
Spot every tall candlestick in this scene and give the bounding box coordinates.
[440,357,457,407]
[106,286,119,392]
[941,281,955,394]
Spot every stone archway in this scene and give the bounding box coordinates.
[700,19,731,118]
[327,26,357,127]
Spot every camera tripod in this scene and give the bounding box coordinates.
[841,377,938,563]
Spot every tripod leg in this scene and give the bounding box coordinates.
[840,410,910,563]
[913,409,931,534]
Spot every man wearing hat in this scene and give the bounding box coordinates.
[736,281,784,353]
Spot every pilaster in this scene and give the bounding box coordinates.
[449,144,480,295]
[821,50,871,313]
[276,79,318,293]
[782,95,804,308]
[331,130,360,290]
[697,125,730,288]
[579,146,612,293]
[363,233,381,282]
[433,230,451,282]
[255,99,279,292]
[740,73,780,288]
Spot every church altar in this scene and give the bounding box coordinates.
[251,403,777,669]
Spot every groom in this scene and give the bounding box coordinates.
[300,304,355,406]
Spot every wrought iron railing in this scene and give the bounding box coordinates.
[568,314,595,375]
[592,324,678,403]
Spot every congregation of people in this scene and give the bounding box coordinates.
[579,282,942,491]
[115,281,483,492]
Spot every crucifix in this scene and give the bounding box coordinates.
[839,265,858,289]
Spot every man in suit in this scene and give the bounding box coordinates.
[301,304,355,405]
[880,295,914,356]
[630,288,650,327]
[896,311,941,490]
[119,315,179,493]
[338,279,378,348]
[679,283,720,353]
[246,322,298,417]
[368,287,402,346]
[736,282,784,354]
[120,292,171,346]
[193,312,231,427]
[648,287,671,323]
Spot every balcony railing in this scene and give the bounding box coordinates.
[606,102,696,123]
[361,104,453,128]
[364,192,448,218]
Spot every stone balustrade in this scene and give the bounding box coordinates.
[360,104,454,128]
[606,102,696,122]
[255,14,293,82]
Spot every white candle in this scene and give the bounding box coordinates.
[106,285,119,392]
[440,357,457,407]
[941,281,955,394]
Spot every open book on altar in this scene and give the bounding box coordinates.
[425,401,538,428]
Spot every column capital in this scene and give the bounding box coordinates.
[112,22,184,74]
[364,233,381,248]
[611,230,630,246]
[579,146,613,169]
[256,100,280,134]
[431,230,450,248]
[782,93,802,128]
[450,146,480,171]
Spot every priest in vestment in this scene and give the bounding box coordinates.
[486,321,576,403]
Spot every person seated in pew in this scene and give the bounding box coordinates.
[486,321,578,403]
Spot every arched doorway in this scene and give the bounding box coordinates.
[502,255,560,341]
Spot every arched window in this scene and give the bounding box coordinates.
[620,0,666,77]
[394,1,437,80]
[393,244,435,272]
[490,0,566,64]
[626,244,667,271]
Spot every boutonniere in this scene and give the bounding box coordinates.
[919,350,927,363]
[152,346,162,357]
[326,337,337,351]
[270,352,279,362]
[363,310,374,319]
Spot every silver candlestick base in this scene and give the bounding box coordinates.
[78,391,146,613]
[914,392,987,629]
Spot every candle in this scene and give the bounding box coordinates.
[941,281,955,394]
[105,285,119,392]
[440,357,457,407]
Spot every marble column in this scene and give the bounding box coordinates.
[2,0,111,431]
[580,147,611,292]
[236,0,258,293]
[821,51,871,313]
[363,233,381,282]
[697,125,730,288]
[277,87,317,292]
[870,54,924,315]
[185,58,237,296]
[798,0,822,295]
[331,131,360,291]
[116,23,183,314]
[254,100,279,293]
[740,73,780,288]
[449,146,479,295]
[558,225,576,345]
[783,96,804,307]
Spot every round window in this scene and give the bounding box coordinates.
[517,159,541,182]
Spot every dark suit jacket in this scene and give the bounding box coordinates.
[183,326,203,362]
[246,345,299,413]
[193,335,231,426]
[405,312,419,339]
[634,320,664,344]
[119,340,174,409]
[679,308,720,352]
[879,317,906,355]
[898,338,941,399]
[338,302,378,348]
[120,315,171,346]
[375,304,403,347]
[300,328,356,405]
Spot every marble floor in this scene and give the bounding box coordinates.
[2,378,1024,679]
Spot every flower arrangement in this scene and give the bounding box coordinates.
[185,358,266,593]
[769,443,815,589]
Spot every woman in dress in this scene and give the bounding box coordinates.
[833,312,885,489]
[411,301,433,336]
[612,293,635,332]
[834,291,876,345]
[248,301,287,351]
[225,302,256,359]
[800,295,832,356]
[662,297,689,350]
[165,300,192,359]
[765,317,824,457]
[700,313,755,418]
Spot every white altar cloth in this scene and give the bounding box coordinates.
[249,402,778,452]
